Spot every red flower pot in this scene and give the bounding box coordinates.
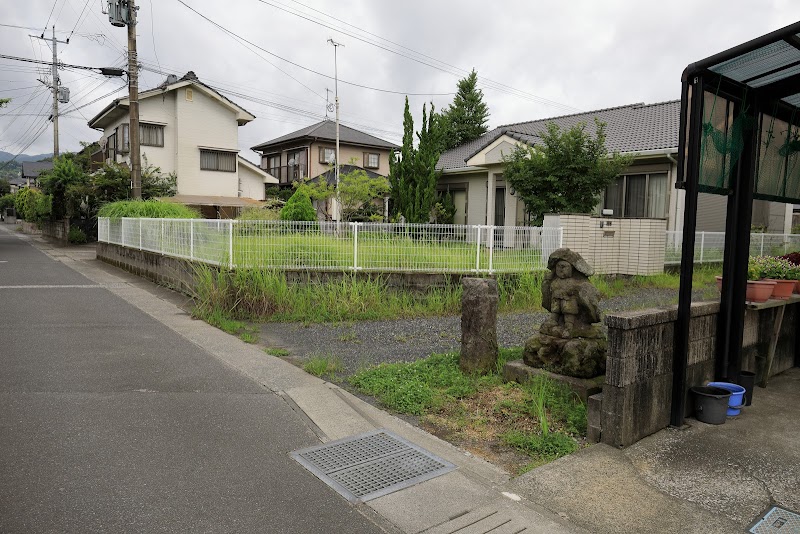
[746,280,776,303]
[795,280,800,294]
[766,279,795,299]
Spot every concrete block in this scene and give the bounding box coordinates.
[502,360,604,402]
[601,373,673,447]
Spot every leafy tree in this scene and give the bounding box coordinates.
[338,167,389,222]
[14,188,49,222]
[0,193,15,212]
[431,191,456,224]
[0,98,10,108]
[0,178,10,196]
[388,98,441,223]
[502,119,633,225]
[279,187,317,221]
[439,70,490,151]
[40,157,87,220]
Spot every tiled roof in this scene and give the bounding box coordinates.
[21,161,54,178]
[436,100,680,171]
[251,120,399,152]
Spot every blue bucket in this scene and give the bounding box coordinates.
[707,382,746,416]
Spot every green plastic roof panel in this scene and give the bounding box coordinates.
[682,22,800,203]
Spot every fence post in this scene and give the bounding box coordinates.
[139,219,142,250]
[190,219,194,260]
[558,227,563,249]
[475,225,482,272]
[161,218,165,253]
[352,222,359,271]
[699,231,705,264]
[785,234,789,255]
[229,219,234,270]
[760,233,765,256]
[121,218,127,247]
[488,225,495,274]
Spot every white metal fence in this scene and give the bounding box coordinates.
[665,231,800,264]
[98,218,564,273]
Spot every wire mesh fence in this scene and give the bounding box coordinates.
[98,218,564,273]
[665,231,800,264]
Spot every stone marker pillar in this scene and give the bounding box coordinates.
[460,277,499,374]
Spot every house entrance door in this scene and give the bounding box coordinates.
[494,188,505,246]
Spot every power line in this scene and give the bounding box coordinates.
[172,0,456,97]
[41,0,60,36]
[257,0,582,113]
[68,0,94,42]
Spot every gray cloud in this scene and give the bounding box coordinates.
[2,0,799,160]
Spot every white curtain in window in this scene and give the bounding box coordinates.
[647,173,668,218]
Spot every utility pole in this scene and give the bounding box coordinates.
[127,0,141,199]
[327,38,343,221]
[32,27,68,157]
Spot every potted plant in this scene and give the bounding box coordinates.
[746,256,776,302]
[778,251,800,293]
[761,256,796,299]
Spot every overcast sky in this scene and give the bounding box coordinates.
[1,0,799,161]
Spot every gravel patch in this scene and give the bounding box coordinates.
[258,287,718,375]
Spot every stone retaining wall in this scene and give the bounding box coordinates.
[593,301,798,447]
[97,242,488,295]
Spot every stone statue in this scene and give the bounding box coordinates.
[524,248,606,378]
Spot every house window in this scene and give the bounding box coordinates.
[140,124,165,147]
[287,149,307,181]
[603,173,668,218]
[319,147,335,164]
[267,154,281,173]
[120,124,130,152]
[106,132,117,161]
[364,152,380,169]
[200,149,236,172]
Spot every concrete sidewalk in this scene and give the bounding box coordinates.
[20,230,800,533]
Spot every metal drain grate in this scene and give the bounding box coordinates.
[750,505,800,533]
[291,429,456,502]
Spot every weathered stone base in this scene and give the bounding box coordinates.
[502,359,604,402]
[523,333,607,378]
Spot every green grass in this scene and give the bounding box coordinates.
[303,354,343,377]
[264,347,290,357]
[349,348,521,416]
[349,349,586,469]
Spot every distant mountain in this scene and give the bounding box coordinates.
[0,151,52,163]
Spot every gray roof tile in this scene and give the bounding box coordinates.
[437,100,680,171]
[21,161,54,178]
[251,120,399,152]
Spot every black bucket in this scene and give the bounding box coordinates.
[738,371,756,406]
[691,386,732,425]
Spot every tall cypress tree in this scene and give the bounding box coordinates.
[388,99,442,223]
[440,69,490,151]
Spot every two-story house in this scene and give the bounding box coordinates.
[251,119,397,187]
[87,71,276,216]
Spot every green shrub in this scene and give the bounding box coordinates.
[97,200,200,219]
[0,193,16,212]
[237,206,280,221]
[67,226,88,244]
[280,188,317,221]
[14,188,49,222]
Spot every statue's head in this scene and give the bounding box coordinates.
[547,248,595,278]
[555,260,573,279]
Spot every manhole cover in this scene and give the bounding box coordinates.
[291,429,456,502]
[750,506,800,533]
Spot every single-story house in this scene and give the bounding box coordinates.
[436,100,792,233]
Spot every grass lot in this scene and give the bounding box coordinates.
[349,348,586,473]
[191,263,722,325]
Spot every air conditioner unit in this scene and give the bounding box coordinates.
[107,0,128,27]
[57,87,70,104]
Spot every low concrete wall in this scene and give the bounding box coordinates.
[593,301,798,447]
[40,219,70,243]
[97,242,492,295]
[18,221,41,235]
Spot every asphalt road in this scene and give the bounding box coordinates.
[0,228,382,533]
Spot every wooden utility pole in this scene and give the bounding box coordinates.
[127,0,141,199]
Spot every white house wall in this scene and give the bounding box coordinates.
[238,165,266,200]
[175,87,240,197]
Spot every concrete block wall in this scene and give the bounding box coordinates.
[543,213,666,275]
[594,301,798,447]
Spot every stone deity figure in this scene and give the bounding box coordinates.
[540,249,601,339]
